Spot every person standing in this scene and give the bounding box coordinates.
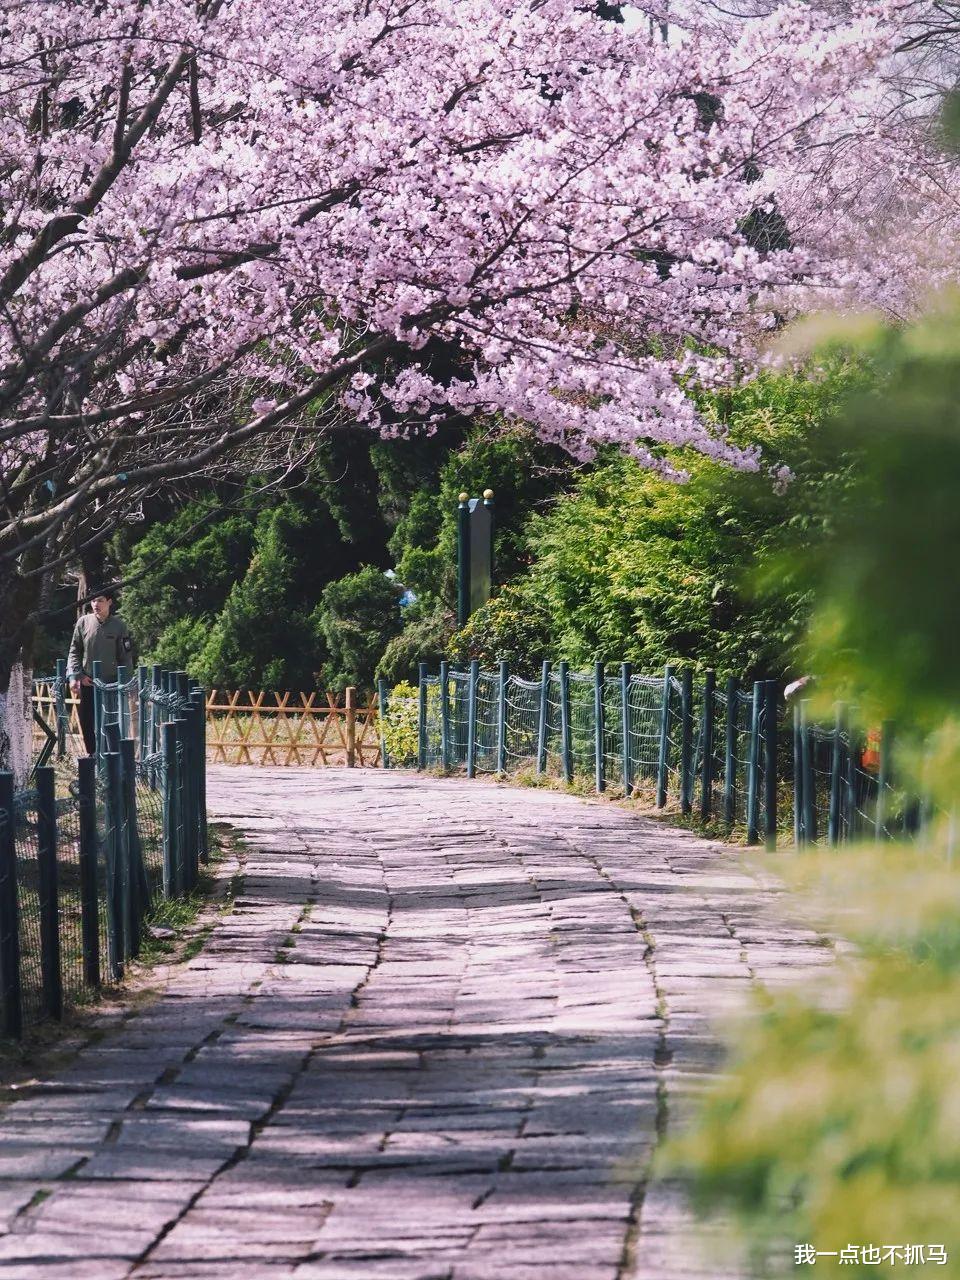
[66,587,137,756]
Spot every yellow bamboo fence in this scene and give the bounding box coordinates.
[205,688,381,767]
[32,682,381,768]
[32,680,81,753]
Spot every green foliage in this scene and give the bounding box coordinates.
[678,298,960,1275]
[376,604,454,686]
[939,88,960,151]
[123,494,257,674]
[794,300,960,742]
[381,679,419,766]
[313,565,403,691]
[195,503,322,690]
[447,582,553,676]
[517,361,866,677]
[392,421,570,609]
[312,427,391,563]
[117,420,568,691]
[116,358,866,697]
[123,478,371,689]
[674,845,960,1279]
[377,420,570,677]
[372,426,464,541]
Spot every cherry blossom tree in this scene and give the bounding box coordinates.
[0,0,954,774]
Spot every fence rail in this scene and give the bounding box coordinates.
[205,688,380,767]
[409,660,933,851]
[5,665,208,1039]
[33,675,382,770]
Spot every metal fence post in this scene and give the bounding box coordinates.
[439,661,450,770]
[723,676,738,828]
[115,740,133,962]
[875,720,893,841]
[193,688,208,864]
[103,751,124,979]
[377,679,390,769]
[417,662,428,770]
[746,680,763,845]
[116,665,128,747]
[178,709,190,890]
[77,756,100,988]
[845,724,859,842]
[680,669,693,815]
[119,664,132,740]
[763,679,778,851]
[174,718,190,891]
[121,737,146,955]
[828,705,845,846]
[536,660,550,776]
[793,702,804,846]
[656,664,675,808]
[185,699,200,890]
[161,721,178,897]
[559,660,572,784]
[594,662,605,793]
[173,675,196,888]
[700,670,716,823]
[92,659,104,767]
[137,665,148,762]
[496,660,508,773]
[800,700,816,844]
[466,660,479,779]
[0,773,22,1039]
[36,766,63,1021]
[620,662,633,797]
[55,659,68,759]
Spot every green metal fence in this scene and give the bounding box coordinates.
[1,667,207,1040]
[402,661,931,852]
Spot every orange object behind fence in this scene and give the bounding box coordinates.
[861,725,882,772]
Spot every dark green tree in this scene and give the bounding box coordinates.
[313,566,404,691]
[195,502,324,690]
[123,478,361,688]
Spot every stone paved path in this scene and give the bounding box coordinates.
[0,769,833,1279]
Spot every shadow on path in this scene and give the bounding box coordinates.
[0,768,833,1279]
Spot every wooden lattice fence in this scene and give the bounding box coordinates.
[32,683,382,768]
[205,688,381,767]
[32,680,81,756]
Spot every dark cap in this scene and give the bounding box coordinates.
[88,585,117,601]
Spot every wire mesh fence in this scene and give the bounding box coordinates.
[474,671,500,773]
[409,659,926,852]
[503,676,541,770]
[4,666,208,1039]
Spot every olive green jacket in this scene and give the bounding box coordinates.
[66,613,136,683]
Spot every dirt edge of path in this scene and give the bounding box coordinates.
[0,821,246,1095]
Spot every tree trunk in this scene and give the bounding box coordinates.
[0,661,33,788]
[0,567,41,786]
[78,548,106,600]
